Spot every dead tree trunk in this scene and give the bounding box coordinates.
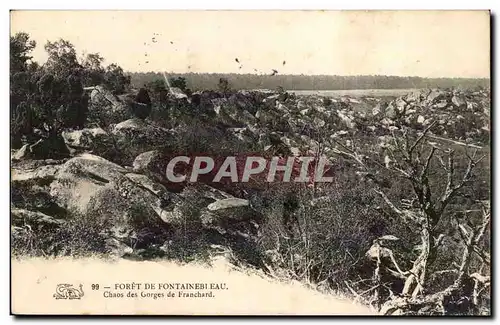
[330,122,488,314]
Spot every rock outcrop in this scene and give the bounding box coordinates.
[11,87,490,263]
[111,118,173,165]
[87,85,133,126]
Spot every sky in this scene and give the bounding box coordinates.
[10,10,490,78]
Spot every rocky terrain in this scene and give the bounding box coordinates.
[11,85,490,256]
[11,85,491,314]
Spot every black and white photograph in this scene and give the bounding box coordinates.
[9,10,491,316]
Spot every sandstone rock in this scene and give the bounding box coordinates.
[434,100,448,109]
[337,111,355,129]
[156,205,184,224]
[11,164,60,183]
[88,85,133,125]
[12,144,30,161]
[89,85,121,106]
[204,198,262,226]
[405,108,416,116]
[227,127,257,144]
[169,87,188,100]
[213,97,257,126]
[385,103,397,118]
[405,91,421,102]
[452,95,466,108]
[131,150,186,192]
[467,101,478,111]
[111,118,173,164]
[300,108,310,116]
[207,198,249,211]
[105,238,133,257]
[62,128,116,158]
[125,173,169,197]
[11,208,65,227]
[312,117,326,128]
[132,150,163,174]
[380,118,394,126]
[427,90,446,103]
[49,154,173,231]
[394,98,407,113]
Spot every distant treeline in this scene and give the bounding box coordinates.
[129,72,490,91]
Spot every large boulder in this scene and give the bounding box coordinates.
[11,162,70,222]
[451,94,466,108]
[426,89,447,104]
[48,154,175,233]
[11,153,266,258]
[11,144,30,161]
[111,118,173,165]
[87,85,133,126]
[89,85,121,107]
[131,150,187,192]
[169,87,189,100]
[11,164,60,183]
[200,197,263,243]
[132,150,163,174]
[62,128,116,158]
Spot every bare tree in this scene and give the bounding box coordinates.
[330,122,490,315]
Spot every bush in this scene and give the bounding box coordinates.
[103,63,131,94]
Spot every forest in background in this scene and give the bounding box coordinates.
[129,72,490,91]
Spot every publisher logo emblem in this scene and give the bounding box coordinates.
[53,284,84,300]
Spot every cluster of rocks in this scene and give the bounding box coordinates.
[11,87,266,261]
[196,88,489,162]
[11,84,490,262]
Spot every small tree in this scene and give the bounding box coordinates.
[10,33,38,147]
[170,76,188,92]
[33,72,88,135]
[10,32,36,73]
[44,39,82,78]
[103,63,131,94]
[81,53,105,86]
[218,77,231,95]
[130,87,152,120]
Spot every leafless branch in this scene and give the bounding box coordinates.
[421,147,436,179]
[408,121,437,158]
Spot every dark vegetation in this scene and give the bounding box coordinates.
[10,32,491,315]
[130,72,489,91]
[10,33,132,149]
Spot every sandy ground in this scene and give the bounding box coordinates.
[11,256,377,315]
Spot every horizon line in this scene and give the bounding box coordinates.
[124,71,491,80]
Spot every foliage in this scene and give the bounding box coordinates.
[104,63,131,94]
[131,88,152,119]
[218,77,231,94]
[170,76,190,94]
[10,32,131,149]
[81,53,105,86]
[10,32,36,73]
[130,72,490,91]
[32,72,88,134]
[44,39,82,78]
